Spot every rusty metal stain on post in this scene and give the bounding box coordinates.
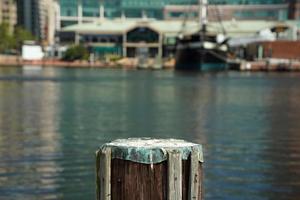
[188,147,201,200]
[99,147,111,200]
[167,149,182,200]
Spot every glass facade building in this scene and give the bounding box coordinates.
[60,0,78,17]
[17,0,45,39]
[210,0,286,4]
[59,0,199,19]
[210,0,288,21]
[82,0,100,17]
[59,0,290,28]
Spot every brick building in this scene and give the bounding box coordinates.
[0,0,17,33]
[289,0,300,20]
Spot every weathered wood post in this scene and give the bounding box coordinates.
[96,138,203,200]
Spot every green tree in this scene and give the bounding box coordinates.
[62,45,89,61]
[0,23,14,53]
[0,24,35,54]
[14,26,35,50]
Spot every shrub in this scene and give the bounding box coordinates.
[62,45,89,61]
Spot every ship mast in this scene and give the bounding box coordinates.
[198,0,208,67]
[199,0,208,32]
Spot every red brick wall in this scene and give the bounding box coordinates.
[261,41,300,59]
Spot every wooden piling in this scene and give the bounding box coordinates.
[96,138,203,200]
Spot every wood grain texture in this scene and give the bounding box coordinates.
[99,147,112,200]
[198,163,203,200]
[182,159,190,200]
[188,149,202,200]
[111,159,168,200]
[168,150,182,200]
[99,152,203,200]
[96,150,101,200]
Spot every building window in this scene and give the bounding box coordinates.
[67,9,73,17]
[61,20,78,28]
[127,27,159,43]
[82,0,100,17]
[60,0,78,17]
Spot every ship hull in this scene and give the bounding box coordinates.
[175,47,227,71]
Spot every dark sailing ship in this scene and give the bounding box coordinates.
[175,0,228,71]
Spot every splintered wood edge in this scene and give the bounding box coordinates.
[98,147,112,200]
[167,149,182,200]
[96,150,101,200]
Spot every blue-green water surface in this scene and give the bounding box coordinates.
[0,67,300,200]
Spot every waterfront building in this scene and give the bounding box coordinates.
[60,19,299,59]
[58,0,293,30]
[0,0,17,34]
[165,0,289,21]
[17,0,39,38]
[57,0,300,60]
[45,0,60,45]
[289,0,300,20]
[60,19,196,58]
[16,0,58,43]
[58,0,196,28]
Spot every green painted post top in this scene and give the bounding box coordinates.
[99,138,203,164]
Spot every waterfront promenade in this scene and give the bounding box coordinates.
[2,54,300,71]
[0,55,175,69]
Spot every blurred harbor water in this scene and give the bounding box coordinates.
[0,67,300,200]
